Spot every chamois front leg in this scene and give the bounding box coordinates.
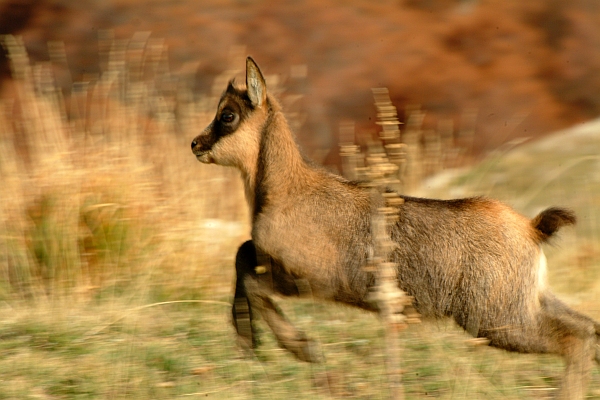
[232,240,322,363]
[596,323,600,364]
[232,241,257,351]
[243,276,323,363]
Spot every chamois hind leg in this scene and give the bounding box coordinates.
[540,293,597,400]
[232,240,321,363]
[542,292,600,366]
[561,305,600,366]
[485,292,597,400]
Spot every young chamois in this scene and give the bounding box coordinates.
[192,57,600,399]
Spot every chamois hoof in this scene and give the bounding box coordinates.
[287,337,323,363]
[235,335,255,358]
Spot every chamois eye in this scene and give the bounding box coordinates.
[221,111,235,123]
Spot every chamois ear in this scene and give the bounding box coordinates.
[246,57,267,107]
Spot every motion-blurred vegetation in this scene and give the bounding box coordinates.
[1,33,248,300]
[0,33,599,398]
[3,0,600,158]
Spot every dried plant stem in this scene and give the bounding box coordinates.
[349,87,425,399]
[370,204,407,400]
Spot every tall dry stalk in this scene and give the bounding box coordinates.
[340,88,422,399]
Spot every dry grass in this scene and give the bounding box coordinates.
[0,34,248,303]
[0,34,599,399]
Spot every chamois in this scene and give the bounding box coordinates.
[192,57,600,399]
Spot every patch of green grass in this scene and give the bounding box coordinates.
[0,289,598,399]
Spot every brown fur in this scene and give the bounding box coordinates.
[191,57,599,399]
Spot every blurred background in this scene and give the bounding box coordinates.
[0,0,599,398]
[2,0,600,161]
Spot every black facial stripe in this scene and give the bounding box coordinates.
[194,85,256,153]
[197,126,217,149]
[226,81,258,113]
[213,92,250,137]
[214,109,240,138]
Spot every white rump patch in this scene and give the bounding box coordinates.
[537,248,548,290]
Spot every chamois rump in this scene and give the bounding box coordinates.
[191,57,600,399]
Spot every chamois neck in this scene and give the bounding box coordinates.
[247,108,312,216]
[262,112,306,179]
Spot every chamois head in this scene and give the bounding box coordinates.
[191,57,269,170]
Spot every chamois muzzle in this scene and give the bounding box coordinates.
[190,139,204,158]
[191,128,215,163]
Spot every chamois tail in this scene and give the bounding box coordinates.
[531,207,576,243]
